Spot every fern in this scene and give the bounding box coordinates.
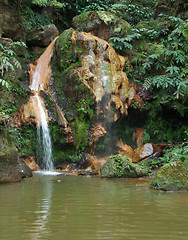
[0,41,26,89]
[0,79,10,89]
[21,5,52,32]
[109,37,133,51]
[166,66,179,74]
[143,78,151,90]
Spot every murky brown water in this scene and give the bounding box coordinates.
[0,174,187,240]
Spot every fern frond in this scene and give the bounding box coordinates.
[143,78,152,90]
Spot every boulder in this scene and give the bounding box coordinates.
[100,155,150,178]
[150,160,188,191]
[22,155,40,171]
[0,2,24,41]
[26,24,59,47]
[72,11,132,41]
[0,132,32,183]
[55,29,138,150]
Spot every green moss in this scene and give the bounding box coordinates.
[0,78,28,116]
[55,29,77,71]
[71,118,90,150]
[7,125,37,157]
[150,160,188,191]
[101,154,150,178]
[72,11,132,37]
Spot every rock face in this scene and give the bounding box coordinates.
[56,29,136,116]
[150,160,188,191]
[54,28,138,151]
[26,24,59,47]
[72,11,132,41]
[0,2,23,40]
[0,132,32,183]
[100,155,149,178]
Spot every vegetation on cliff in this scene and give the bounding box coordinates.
[0,0,187,188]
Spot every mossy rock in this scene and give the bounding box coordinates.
[55,28,78,71]
[100,154,150,178]
[0,131,32,183]
[150,160,188,191]
[72,11,132,41]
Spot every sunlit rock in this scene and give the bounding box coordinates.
[117,139,160,163]
[22,156,40,171]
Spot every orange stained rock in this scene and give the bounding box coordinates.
[22,156,40,171]
[117,139,134,160]
[71,31,135,117]
[89,122,107,154]
[133,128,144,148]
[21,93,49,126]
[132,143,154,163]
[20,36,73,140]
[117,139,162,163]
[29,36,58,92]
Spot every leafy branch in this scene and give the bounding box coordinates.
[0,41,27,89]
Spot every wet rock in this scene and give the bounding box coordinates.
[55,28,141,150]
[26,24,59,47]
[56,29,135,113]
[150,160,188,191]
[21,155,40,171]
[78,169,99,176]
[72,11,132,41]
[100,155,149,178]
[132,143,154,163]
[78,153,95,169]
[0,132,32,183]
[19,161,33,178]
[117,139,160,163]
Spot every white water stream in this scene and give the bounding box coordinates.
[35,93,53,171]
[28,38,58,171]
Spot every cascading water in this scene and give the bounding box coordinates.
[35,93,53,171]
[28,37,58,171]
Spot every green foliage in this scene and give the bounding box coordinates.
[7,125,37,156]
[109,33,141,52]
[76,99,93,120]
[20,5,52,32]
[112,154,130,177]
[32,0,65,8]
[109,1,155,26]
[101,154,150,178]
[0,41,26,89]
[65,0,113,14]
[139,143,188,171]
[71,118,90,150]
[125,15,188,116]
[159,143,188,164]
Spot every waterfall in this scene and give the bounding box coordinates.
[35,93,53,171]
[28,37,58,171]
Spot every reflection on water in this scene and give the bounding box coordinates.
[30,180,53,240]
[0,175,187,240]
